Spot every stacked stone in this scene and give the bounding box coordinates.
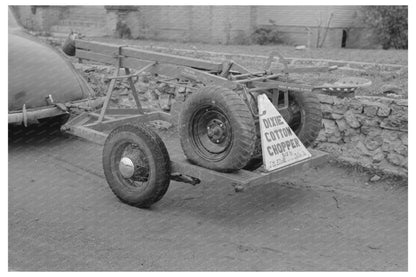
[316,94,408,177]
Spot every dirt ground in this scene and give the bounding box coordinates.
[8,123,407,271]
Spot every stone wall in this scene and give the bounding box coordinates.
[315,95,408,177]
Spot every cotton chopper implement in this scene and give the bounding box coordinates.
[61,37,371,208]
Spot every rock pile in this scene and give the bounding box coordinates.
[73,63,189,112]
[316,94,408,177]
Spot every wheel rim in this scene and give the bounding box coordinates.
[112,142,150,191]
[189,106,233,161]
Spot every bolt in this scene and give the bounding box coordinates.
[234,184,244,192]
[216,140,220,143]
[60,125,69,132]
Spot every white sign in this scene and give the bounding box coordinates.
[258,94,312,171]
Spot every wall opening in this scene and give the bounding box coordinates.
[341,29,348,48]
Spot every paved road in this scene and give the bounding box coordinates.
[9,124,407,271]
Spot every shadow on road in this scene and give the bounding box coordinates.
[8,118,69,148]
[154,178,310,226]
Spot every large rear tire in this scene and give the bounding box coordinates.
[285,91,322,147]
[103,124,170,208]
[179,86,256,172]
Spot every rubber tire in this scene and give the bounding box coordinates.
[103,124,170,208]
[179,86,256,172]
[287,91,322,147]
[243,91,322,171]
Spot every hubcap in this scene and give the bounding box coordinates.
[119,157,135,178]
[206,119,227,144]
[118,144,150,183]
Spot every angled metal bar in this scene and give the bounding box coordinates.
[104,109,146,115]
[106,72,140,80]
[236,74,282,83]
[272,89,279,107]
[220,61,233,78]
[229,61,252,74]
[284,90,289,109]
[98,65,120,122]
[65,125,107,145]
[251,80,314,92]
[232,71,266,80]
[88,112,116,121]
[85,111,172,132]
[271,66,338,74]
[124,67,143,114]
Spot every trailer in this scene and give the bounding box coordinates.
[61,38,370,208]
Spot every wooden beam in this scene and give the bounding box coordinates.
[76,49,116,65]
[121,47,223,72]
[75,39,119,55]
[121,57,155,71]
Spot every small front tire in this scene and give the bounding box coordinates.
[102,124,170,208]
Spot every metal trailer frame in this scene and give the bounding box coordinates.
[62,39,366,191]
[63,110,327,191]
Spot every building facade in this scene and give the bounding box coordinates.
[11,5,376,48]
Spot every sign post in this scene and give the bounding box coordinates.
[258,94,312,171]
